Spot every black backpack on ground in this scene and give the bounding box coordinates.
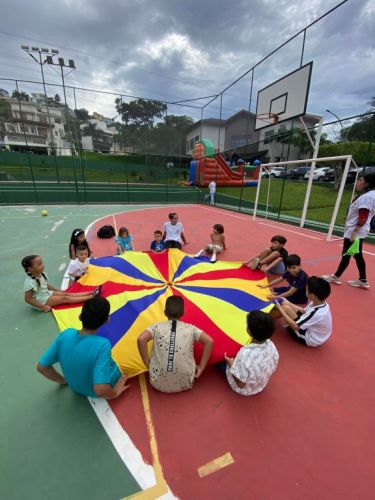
[97,225,115,238]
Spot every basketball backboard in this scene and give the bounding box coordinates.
[255,61,313,131]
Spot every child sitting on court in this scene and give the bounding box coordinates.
[258,254,309,304]
[69,228,93,259]
[137,296,214,393]
[244,235,288,274]
[22,255,101,312]
[274,276,332,347]
[115,227,134,254]
[223,310,279,396]
[150,230,166,253]
[37,297,130,399]
[194,224,226,263]
[67,245,90,285]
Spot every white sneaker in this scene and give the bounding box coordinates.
[250,257,260,270]
[194,250,204,258]
[321,274,341,285]
[347,279,370,289]
[210,255,217,263]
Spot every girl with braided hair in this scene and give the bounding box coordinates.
[22,255,101,312]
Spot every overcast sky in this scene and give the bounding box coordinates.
[0,0,374,124]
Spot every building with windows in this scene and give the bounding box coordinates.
[185,118,225,155]
[258,113,322,163]
[184,110,321,163]
[0,93,71,155]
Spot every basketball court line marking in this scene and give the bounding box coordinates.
[58,206,373,497]
[88,397,156,491]
[127,374,176,499]
[256,221,322,240]
[197,452,234,478]
[85,204,193,237]
[59,269,174,498]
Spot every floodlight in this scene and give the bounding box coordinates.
[41,48,49,53]
[21,45,29,50]
[31,46,39,52]
[58,58,65,66]
[51,49,59,54]
[68,59,75,68]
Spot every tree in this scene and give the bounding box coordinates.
[74,108,90,121]
[319,141,375,189]
[148,114,194,155]
[11,90,30,102]
[115,98,167,127]
[341,99,375,142]
[275,126,316,159]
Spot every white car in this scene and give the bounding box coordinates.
[261,167,284,178]
[304,167,331,181]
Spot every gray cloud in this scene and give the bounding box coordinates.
[0,0,374,122]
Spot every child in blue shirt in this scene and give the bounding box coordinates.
[150,230,166,252]
[37,297,130,399]
[259,254,308,304]
[115,227,134,254]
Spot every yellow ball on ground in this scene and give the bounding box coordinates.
[41,209,48,216]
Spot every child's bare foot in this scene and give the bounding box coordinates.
[250,257,260,270]
[43,305,52,312]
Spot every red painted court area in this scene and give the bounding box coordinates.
[88,205,374,499]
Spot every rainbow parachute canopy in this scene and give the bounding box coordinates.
[53,251,273,377]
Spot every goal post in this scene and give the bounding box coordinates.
[253,155,354,241]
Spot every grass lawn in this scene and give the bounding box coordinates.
[217,179,353,226]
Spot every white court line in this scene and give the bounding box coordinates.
[198,205,248,220]
[85,204,193,236]
[58,274,158,494]
[255,221,322,240]
[88,398,157,491]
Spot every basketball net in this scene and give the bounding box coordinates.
[256,113,279,125]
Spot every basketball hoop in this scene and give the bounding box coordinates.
[256,112,279,126]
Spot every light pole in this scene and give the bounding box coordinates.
[21,46,59,154]
[21,45,61,181]
[326,109,344,138]
[45,56,76,152]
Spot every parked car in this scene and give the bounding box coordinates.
[261,167,285,178]
[323,166,375,183]
[323,168,335,182]
[304,167,331,181]
[282,166,311,180]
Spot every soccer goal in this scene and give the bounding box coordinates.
[253,155,357,241]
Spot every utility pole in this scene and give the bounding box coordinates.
[21,45,60,181]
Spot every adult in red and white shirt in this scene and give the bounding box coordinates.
[322,172,375,289]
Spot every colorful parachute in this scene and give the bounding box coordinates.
[53,250,273,377]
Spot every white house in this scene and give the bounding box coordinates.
[185,118,226,155]
[0,93,71,155]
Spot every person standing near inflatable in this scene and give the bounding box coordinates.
[208,179,216,205]
[322,172,375,288]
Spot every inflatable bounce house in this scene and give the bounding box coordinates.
[188,139,260,187]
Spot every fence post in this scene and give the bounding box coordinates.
[327,155,352,241]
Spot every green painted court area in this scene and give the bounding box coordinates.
[0,205,147,500]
